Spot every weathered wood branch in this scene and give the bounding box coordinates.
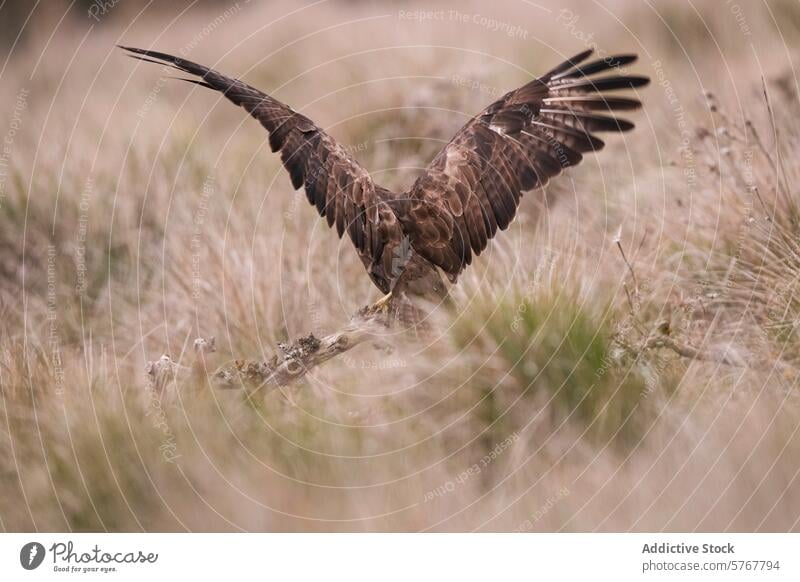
[642,335,741,366]
[212,310,389,392]
[144,303,399,395]
[641,332,795,376]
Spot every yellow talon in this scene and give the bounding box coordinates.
[372,292,393,312]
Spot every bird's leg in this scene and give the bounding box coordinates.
[355,291,395,324]
[371,292,393,313]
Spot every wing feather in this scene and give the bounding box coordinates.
[404,49,648,280]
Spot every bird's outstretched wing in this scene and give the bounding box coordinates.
[120,46,404,293]
[401,49,649,280]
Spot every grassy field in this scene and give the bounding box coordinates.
[1,0,800,531]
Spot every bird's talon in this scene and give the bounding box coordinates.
[371,292,393,313]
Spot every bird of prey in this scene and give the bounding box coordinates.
[121,46,648,312]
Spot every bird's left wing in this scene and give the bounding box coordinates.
[120,46,404,293]
[401,49,649,280]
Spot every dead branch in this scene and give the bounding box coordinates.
[145,335,217,393]
[212,308,390,392]
[641,332,796,378]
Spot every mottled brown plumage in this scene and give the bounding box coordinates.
[121,46,647,303]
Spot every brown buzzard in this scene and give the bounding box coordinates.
[121,46,648,309]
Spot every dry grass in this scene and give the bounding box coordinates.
[1,0,800,531]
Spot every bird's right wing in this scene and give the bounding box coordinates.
[120,46,404,293]
[402,49,649,280]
